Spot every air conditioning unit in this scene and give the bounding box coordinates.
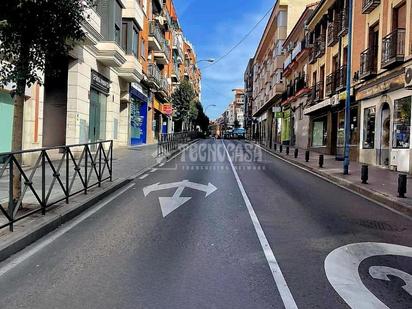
[405,66,412,89]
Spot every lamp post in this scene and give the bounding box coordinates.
[197,59,215,64]
[343,0,353,175]
[205,104,217,113]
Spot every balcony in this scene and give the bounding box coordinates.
[172,35,184,63]
[327,21,339,47]
[308,46,317,64]
[325,73,336,97]
[381,28,406,69]
[118,55,143,82]
[315,81,324,102]
[154,40,171,65]
[82,8,102,44]
[149,21,165,52]
[338,11,349,36]
[122,0,144,29]
[362,0,380,14]
[315,35,326,58]
[95,42,127,67]
[359,48,377,79]
[336,65,347,91]
[147,63,162,88]
[171,63,180,83]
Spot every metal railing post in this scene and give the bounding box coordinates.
[98,143,102,187]
[8,157,14,232]
[110,140,113,182]
[66,147,69,204]
[41,150,46,215]
[84,145,88,194]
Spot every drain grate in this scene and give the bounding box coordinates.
[357,219,407,232]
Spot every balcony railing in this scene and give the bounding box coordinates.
[315,35,326,58]
[325,73,336,97]
[148,63,162,87]
[336,65,347,91]
[362,0,380,14]
[149,21,166,48]
[315,81,324,102]
[359,47,377,79]
[327,21,339,47]
[338,11,349,36]
[381,28,406,68]
[308,46,317,64]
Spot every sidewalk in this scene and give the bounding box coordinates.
[253,141,412,217]
[0,141,195,262]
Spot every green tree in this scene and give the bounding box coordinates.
[193,101,209,133]
[0,0,93,200]
[171,79,195,131]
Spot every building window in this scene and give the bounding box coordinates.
[115,24,121,46]
[122,23,128,51]
[312,116,327,147]
[132,28,139,57]
[363,107,376,149]
[393,96,411,149]
[140,39,146,59]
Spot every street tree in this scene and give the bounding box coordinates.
[171,79,195,131]
[0,0,94,200]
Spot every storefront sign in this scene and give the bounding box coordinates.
[130,85,148,103]
[91,70,110,95]
[356,72,404,101]
[304,98,331,115]
[275,112,284,119]
[162,103,173,115]
[153,97,161,111]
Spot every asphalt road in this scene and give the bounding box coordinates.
[0,139,411,309]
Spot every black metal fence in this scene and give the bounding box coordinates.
[157,131,199,156]
[0,140,113,231]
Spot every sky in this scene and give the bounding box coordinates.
[173,0,274,120]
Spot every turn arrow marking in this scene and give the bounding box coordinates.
[143,180,218,217]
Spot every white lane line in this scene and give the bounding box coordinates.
[222,141,298,309]
[0,183,135,277]
[139,174,149,180]
[150,168,158,173]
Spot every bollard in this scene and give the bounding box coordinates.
[398,174,407,198]
[361,165,368,184]
[305,150,310,162]
[286,147,289,155]
[294,148,298,158]
[274,144,277,151]
[319,154,324,168]
[280,145,283,153]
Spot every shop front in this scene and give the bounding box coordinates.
[89,70,110,144]
[130,86,148,145]
[358,71,412,172]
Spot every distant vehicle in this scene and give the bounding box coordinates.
[223,128,245,139]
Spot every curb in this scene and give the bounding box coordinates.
[0,140,198,263]
[252,142,412,218]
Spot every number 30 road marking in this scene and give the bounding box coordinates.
[324,242,412,309]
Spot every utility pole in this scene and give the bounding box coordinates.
[343,0,353,175]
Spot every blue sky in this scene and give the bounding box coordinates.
[173,0,273,120]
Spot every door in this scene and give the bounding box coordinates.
[89,89,107,143]
[130,99,147,145]
[379,103,391,166]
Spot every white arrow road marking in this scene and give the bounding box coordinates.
[369,266,412,296]
[143,180,218,217]
[325,242,412,309]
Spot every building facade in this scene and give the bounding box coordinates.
[244,58,254,137]
[280,4,317,149]
[356,0,412,172]
[0,0,201,161]
[252,0,315,148]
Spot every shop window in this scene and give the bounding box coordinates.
[337,107,358,146]
[132,28,139,57]
[363,107,376,149]
[393,96,411,149]
[312,116,327,147]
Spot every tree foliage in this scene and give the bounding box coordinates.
[193,101,209,133]
[0,0,93,94]
[171,79,196,122]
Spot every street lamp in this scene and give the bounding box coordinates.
[197,59,215,64]
[205,104,217,112]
